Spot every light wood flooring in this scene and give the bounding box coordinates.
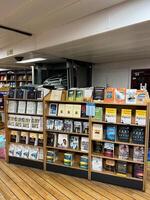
[0,160,150,200]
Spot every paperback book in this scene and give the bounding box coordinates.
[14,145,23,157]
[121,109,132,124]
[67,89,75,101]
[36,102,43,115]
[115,88,126,104]
[80,156,88,169]
[131,127,145,144]
[126,89,137,104]
[47,150,57,163]
[133,146,144,162]
[116,161,127,176]
[104,159,115,172]
[26,101,36,115]
[74,121,82,133]
[18,101,26,114]
[50,90,62,101]
[105,125,116,141]
[29,147,38,160]
[134,164,144,179]
[47,119,55,130]
[10,130,20,143]
[92,156,103,171]
[83,122,89,134]
[117,126,130,142]
[57,134,68,148]
[8,100,17,113]
[54,120,64,131]
[104,88,115,103]
[118,144,129,160]
[135,110,146,126]
[92,124,103,140]
[38,134,44,146]
[76,89,83,101]
[93,141,103,154]
[49,103,58,116]
[22,116,31,130]
[94,107,103,121]
[103,142,114,158]
[47,133,57,147]
[64,120,73,132]
[9,143,15,156]
[93,87,105,101]
[81,137,89,152]
[22,146,30,159]
[64,153,73,166]
[20,131,29,144]
[105,108,117,123]
[70,136,79,150]
[29,132,38,146]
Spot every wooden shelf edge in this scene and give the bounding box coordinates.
[46,146,88,154]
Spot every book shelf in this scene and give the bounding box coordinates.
[5,90,149,191]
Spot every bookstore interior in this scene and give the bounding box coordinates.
[1,0,150,198]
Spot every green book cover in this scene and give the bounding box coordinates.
[94,107,103,121]
[67,90,75,101]
[75,90,83,101]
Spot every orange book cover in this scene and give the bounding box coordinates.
[104,88,115,103]
[115,88,126,104]
[136,90,149,104]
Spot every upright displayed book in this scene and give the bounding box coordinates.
[115,88,126,104]
[126,89,137,104]
[81,137,89,152]
[94,107,103,121]
[105,108,117,123]
[57,134,68,148]
[76,89,83,101]
[105,125,116,141]
[49,103,58,116]
[26,101,36,115]
[104,88,115,103]
[8,100,17,113]
[18,101,26,114]
[70,136,79,150]
[47,133,57,147]
[92,157,102,171]
[121,109,132,124]
[135,110,146,126]
[36,102,43,115]
[92,124,103,140]
[133,146,144,162]
[118,144,129,160]
[103,143,114,158]
[67,90,75,101]
[93,87,105,101]
[50,90,62,101]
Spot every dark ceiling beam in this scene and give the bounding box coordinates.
[0,25,32,36]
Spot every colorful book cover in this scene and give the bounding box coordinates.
[105,125,116,141]
[134,164,144,179]
[104,159,115,172]
[80,156,88,169]
[92,124,103,140]
[57,134,68,148]
[64,120,73,132]
[74,121,82,133]
[126,89,137,104]
[133,146,144,162]
[118,144,129,160]
[75,89,83,101]
[104,88,115,103]
[29,147,38,160]
[93,87,105,101]
[103,142,114,158]
[54,120,64,131]
[105,108,117,123]
[136,90,148,104]
[64,153,73,166]
[67,90,75,101]
[121,109,132,124]
[47,119,55,130]
[49,103,58,116]
[94,107,103,121]
[135,110,146,126]
[22,146,30,159]
[47,150,57,163]
[116,161,127,176]
[115,88,126,104]
[92,157,103,171]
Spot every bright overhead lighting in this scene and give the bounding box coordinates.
[16,58,47,63]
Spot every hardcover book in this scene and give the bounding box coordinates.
[64,120,73,132]
[69,136,79,150]
[135,110,146,126]
[65,104,73,117]
[31,117,43,131]
[26,101,36,115]
[93,87,105,101]
[75,89,83,101]
[118,144,129,160]
[47,150,57,163]
[47,133,57,147]
[47,119,55,130]
[27,90,36,100]
[22,116,31,130]
[131,127,145,144]
[104,88,115,103]
[81,104,86,117]
[29,132,38,146]
[54,120,64,131]
[8,100,17,113]
[36,102,43,115]
[117,126,130,142]
[58,104,66,117]
[9,143,15,156]
[121,109,132,124]
[74,121,82,133]
[105,125,116,141]
[115,88,126,104]
[16,89,26,99]
[8,88,16,98]
[17,101,26,114]
[49,103,58,116]
[136,90,148,104]
[92,156,103,171]
[80,156,88,169]
[92,124,103,140]
[64,153,73,166]
[73,105,81,118]
[126,89,137,104]
[57,134,68,148]
[10,130,20,143]
[116,161,127,176]
[93,141,103,153]
[38,134,44,146]
[83,122,89,134]
[14,145,23,157]
[81,137,89,152]
[105,108,117,123]
[133,146,144,162]
[134,164,144,179]
[103,142,114,158]
[94,107,103,121]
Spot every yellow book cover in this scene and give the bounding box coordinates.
[135,110,146,126]
[65,104,73,117]
[105,108,117,123]
[121,109,132,124]
[58,104,66,117]
[50,90,62,101]
[73,105,81,118]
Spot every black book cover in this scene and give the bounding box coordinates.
[93,87,105,101]
[27,90,36,99]
[117,126,130,142]
[134,164,144,179]
[16,89,25,99]
[8,88,16,98]
[131,127,145,144]
[116,161,127,174]
[47,133,56,147]
[93,141,103,153]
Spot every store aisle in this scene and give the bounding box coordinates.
[0,160,149,200]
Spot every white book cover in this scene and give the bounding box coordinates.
[92,124,103,140]
[31,117,43,131]
[9,143,15,156]
[26,101,36,115]
[22,146,30,159]
[29,147,38,160]
[81,137,89,152]
[126,89,137,104]
[50,90,62,101]
[37,102,43,115]
[73,105,81,118]
[14,115,22,129]
[22,116,31,130]
[8,114,16,128]
[135,110,146,126]
[17,101,26,114]
[14,145,23,158]
[8,100,17,113]
[58,104,66,117]
[38,148,44,160]
[57,134,68,148]
[92,157,103,171]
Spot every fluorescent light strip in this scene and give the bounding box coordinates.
[16,58,47,64]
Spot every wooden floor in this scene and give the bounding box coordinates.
[0,160,150,200]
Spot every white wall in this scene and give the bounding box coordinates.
[92,58,150,88]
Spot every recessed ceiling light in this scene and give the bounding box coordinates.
[16,58,47,64]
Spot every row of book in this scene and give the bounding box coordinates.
[47,133,88,152]
[10,130,43,146]
[92,157,143,179]
[8,115,43,131]
[8,100,43,115]
[9,143,43,161]
[92,124,145,144]
[47,151,88,169]
[47,119,89,134]
[92,142,144,162]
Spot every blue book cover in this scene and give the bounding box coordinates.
[105,125,117,141]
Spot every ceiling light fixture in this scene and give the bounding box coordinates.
[16,58,47,64]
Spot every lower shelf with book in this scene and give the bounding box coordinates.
[91,171,143,190]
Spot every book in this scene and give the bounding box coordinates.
[82,122,89,134]
[31,117,43,131]
[94,107,103,121]
[80,156,88,169]
[29,147,38,160]
[38,148,44,160]
[29,132,38,146]
[14,145,22,157]
[93,141,103,154]
[136,90,148,104]
[54,120,64,131]
[36,102,43,115]
[73,105,81,118]
[47,133,57,147]
[117,126,130,142]
[65,104,73,117]
[8,100,17,113]
[105,125,116,141]
[9,143,15,156]
[8,88,16,98]
[135,110,146,126]
[115,88,126,104]
[81,104,86,117]
[105,108,117,123]
[131,127,145,144]
[118,144,129,160]
[26,101,36,115]
[116,161,127,176]
[20,132,29,144]
[17,101,26,114]
[8,114,16,128]
[69,136,79,150]
[38,134,44,146]
[64,153,73,166]
[10,130,20,143]
[57,134,68,148]
[50,90,62,101]
[121,109,132,124]
[92,124,103,140]
[22,146,30,159]
[58,104,66,117]
[93,87,105,101]
[103,142,114,157]
[15,115,22,129]
[64,120,73,132]
[67,89,75,101]
[22,116,31,130]
[16,89,26,99]
[104,159,115,172]
[49,103,58,116]
[75,89,83,101]
[83,87,93,101]
[134,164,144,179]
[104,88,115,103]
[47,119,55,130]
[47,150,57,163]
[27,90,36,100]
[126,89,137,104]
[74,121,82,133]
[81,137,89,152]
[92,157,102,171]
[133,146,144,162]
